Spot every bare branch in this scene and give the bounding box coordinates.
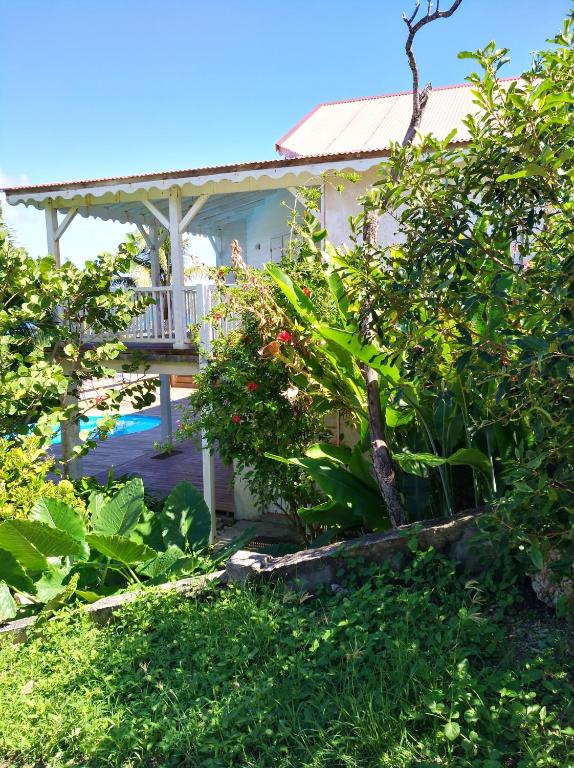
[402,0,464,145]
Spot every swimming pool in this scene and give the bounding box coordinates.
[51,415,161,445]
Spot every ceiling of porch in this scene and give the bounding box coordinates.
[61,190,278,233]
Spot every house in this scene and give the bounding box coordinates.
[1,80,484,528]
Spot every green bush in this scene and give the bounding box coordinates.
[0,437,83,520]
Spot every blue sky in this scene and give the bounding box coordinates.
[1,0,570,263]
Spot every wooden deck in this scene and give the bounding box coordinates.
[51,396,235,512]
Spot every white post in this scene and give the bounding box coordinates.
[196,282,217,544]
[159,374,173,445]
[149,226,161,286]
[45,203,61,267]
[168,187,187,348]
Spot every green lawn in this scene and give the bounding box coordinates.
[0,552,572,768]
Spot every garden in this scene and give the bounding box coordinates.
[0,10,573,768]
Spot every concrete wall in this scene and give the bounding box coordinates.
[244,190,295,268]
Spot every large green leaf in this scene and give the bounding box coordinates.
[316,326,401,385]
[86,533,156,565]
[90,477,144,536]
[31,498,87,542]
[161,481,211,551]
[0,582,17,622]
[137,545,185,578]
[394,447,491,476]
[34,566,73,603]
[0,548,36,595]
[0,520,85,569]
[265,264,318,322]
[267,453,389,530]
[298,499,362,528]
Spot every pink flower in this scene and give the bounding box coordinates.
[246,381,258,392]
[213,312,222,322]
[277,330,293,343]
[231,414,241,424]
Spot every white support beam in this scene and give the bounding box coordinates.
[54,207,78,241]
[135,222,153,249]
[148,226,161,287]
[45,204,61,267]
[168,187,187,348]
[142,199,170,229]
[179,195,210,234]
[196,283,217,543]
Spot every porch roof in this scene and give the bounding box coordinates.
[1,150,386,232]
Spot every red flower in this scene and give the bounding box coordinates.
[231,414,241,424]
[213,312,222,322]
[277,330,293,343]
[246,381,258,392]
[301,286,311,297]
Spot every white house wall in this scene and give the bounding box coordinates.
[323,164,399,248]
[244,190,294,268]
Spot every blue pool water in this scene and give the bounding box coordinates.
[51,415,161,445]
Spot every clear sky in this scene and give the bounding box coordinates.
[1,0,570,263]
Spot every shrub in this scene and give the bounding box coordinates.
[0,437,83,520]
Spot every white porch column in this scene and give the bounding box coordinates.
[149,226,161,286]
[196,283,217,544]
[168,187,187,348]
[159,374,173,444]
[45,204,61,267]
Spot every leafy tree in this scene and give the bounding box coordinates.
[0,211,157,470]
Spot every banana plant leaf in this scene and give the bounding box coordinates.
[266,452,389,530]
[394,447,491,477]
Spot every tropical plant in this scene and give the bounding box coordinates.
[0,213,158,464]
[178,256,333,534]
[0,477,252,622]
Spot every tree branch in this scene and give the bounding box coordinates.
[402,0,464,145]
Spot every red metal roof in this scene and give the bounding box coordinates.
[276,79,518,158]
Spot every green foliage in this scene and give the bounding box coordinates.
[0,436,81,520]
[0,479,248,622]
[0,213,157,458]
[258,16,574,594]
[0,554,571,766]
[178,256,332,529]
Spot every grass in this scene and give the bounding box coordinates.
[0,551,572,768]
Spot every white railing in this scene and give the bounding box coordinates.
[82,286,198,344]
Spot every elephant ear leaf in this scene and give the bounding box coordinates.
[0,520,85,570]
[31,498,87,542]
[161,481,211,551]
[0,548,36,595]
[90,477,144,536]
[86,533,156,565]
[0,582,17,622]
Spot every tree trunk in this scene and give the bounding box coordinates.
[360,211,407,527]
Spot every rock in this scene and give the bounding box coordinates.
[226,514,480,590]
[226,551,273,585]
[531,550,574,609]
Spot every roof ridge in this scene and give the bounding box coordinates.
[309,76,519,110]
